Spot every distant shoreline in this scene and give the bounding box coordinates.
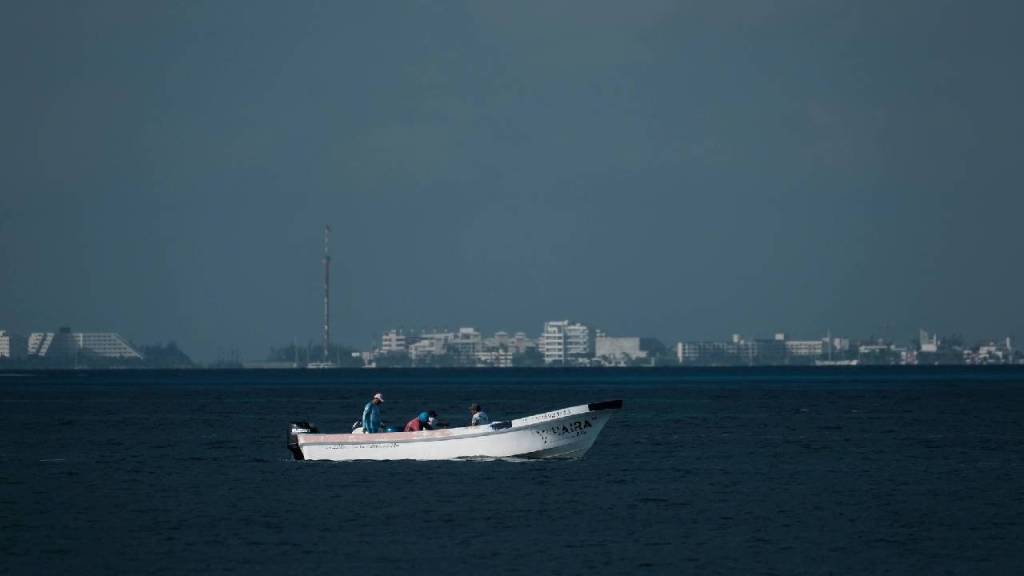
[3,364,1023,380]
[2,364,1022,370]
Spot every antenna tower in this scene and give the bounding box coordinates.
[322,225,331,363]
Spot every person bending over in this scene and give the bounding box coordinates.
[404,411,430,432]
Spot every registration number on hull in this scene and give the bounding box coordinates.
[533,418,594,445]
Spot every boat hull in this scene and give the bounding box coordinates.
[293,400,621,461]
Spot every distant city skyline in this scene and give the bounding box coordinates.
[3,320,1019,368]
[2,2,1022,361]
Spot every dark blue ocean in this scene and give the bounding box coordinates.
[2,367,1024,575]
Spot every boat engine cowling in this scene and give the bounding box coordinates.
[288,421,319,460]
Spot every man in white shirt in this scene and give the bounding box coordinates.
[468,403,490,426]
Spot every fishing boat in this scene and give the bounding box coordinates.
[287,400,622,461]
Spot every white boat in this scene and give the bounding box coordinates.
[287,400,622,461]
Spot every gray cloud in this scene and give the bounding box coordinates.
[1,0,1021,359]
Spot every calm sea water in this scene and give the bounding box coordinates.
[2,367,1023,575]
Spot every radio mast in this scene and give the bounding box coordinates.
[322,224,331,363]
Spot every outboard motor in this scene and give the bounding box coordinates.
[288,421,319,460]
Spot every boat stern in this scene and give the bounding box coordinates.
[287,421,318,460]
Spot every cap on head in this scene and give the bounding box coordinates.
[418,411,429,422]
[373,393,384,402]
[469,403,481,412]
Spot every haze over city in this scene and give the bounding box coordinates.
[2,1,1022,361]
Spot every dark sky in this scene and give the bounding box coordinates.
[2,1,1022,360]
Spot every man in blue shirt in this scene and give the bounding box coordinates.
[362,393,384,433]
[468,403,490,426]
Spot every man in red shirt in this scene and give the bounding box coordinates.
[404,411,430,432]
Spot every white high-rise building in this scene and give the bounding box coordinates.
[27,329,141,359]
[449,327,482,358]
[595,334,646,364]
[919,329,939,353]
[785,339,826,357]
[76,333,143,358]
[541,322,567,363]
[0,331,27,358]
[408,332,451,360]
[541,321,593,364]
[380,330,407,354]
[27,332,55,356]
[510,332,535,354]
